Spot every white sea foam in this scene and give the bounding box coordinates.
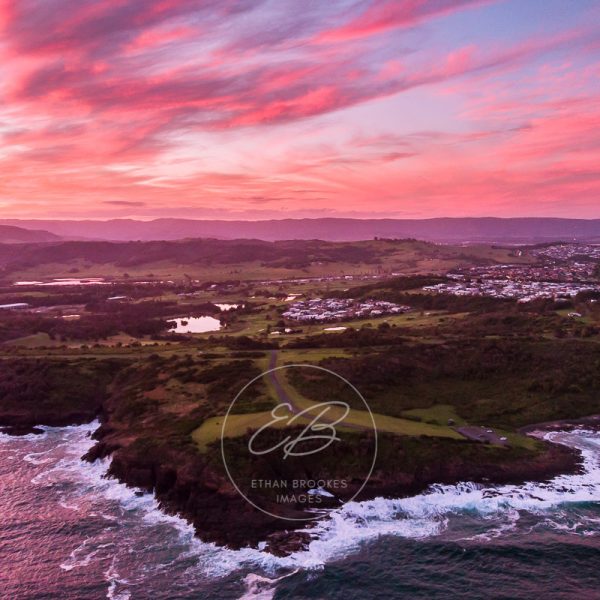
[18,421,290,578]
[105,558,132,600]
[60,538,114,571]
[71,427,600,565]
[24,448,56,464]
[240,570,300,600]
[251,429,600,569]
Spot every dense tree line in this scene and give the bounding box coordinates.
[0,302,175,342]
[288,337,600,428]
[0,358,123,425]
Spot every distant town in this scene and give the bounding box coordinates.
[423,278,600,303]
[423,243,600,302]
[532,243,600,261]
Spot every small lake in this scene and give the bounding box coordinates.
[169,316,222,333]
[214,303,240,311]
[14,278,108,287]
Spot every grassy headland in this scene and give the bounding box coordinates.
[0,237,597,552]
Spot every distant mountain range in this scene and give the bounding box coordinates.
[1,217,599,243]
[0,225,61,244]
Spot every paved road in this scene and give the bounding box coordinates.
[267,351,371,433]
[267,350,301,415]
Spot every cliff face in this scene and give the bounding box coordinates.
[80,355,303,549]
[87,423,579,552]
[89,434,293,549]
[0,355,582,554]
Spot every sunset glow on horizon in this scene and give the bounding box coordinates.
[1,0,599,220]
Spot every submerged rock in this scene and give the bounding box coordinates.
[263,531,313,557]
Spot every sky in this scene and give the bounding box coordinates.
[1,0,599,221]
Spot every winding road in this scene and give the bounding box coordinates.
[266,350,379,434]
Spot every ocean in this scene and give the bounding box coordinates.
[0,423,599,599]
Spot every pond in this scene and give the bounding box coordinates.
[168,316,222,333]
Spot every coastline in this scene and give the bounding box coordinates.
[0,407,583,556]
[0,355,591,557]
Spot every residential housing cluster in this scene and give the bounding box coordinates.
[532,243,600,261]
[455,262,597,283]
[424,243,600,300]
[424,279,600,302]
[282,298,411,322]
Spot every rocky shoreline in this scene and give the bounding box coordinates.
[519,415,600,434]
[1,412,582,556]
[4,409,582,557]
[0,357,586,557]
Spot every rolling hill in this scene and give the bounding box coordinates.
[0,225,61,244]
[0,238,527,283]
[1,217,600,243]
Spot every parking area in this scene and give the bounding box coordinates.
[455,425,509,446]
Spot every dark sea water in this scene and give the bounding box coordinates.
[1,423,599,599]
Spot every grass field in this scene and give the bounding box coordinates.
[192,358,463,452]
[402,403,466,426]
[276,368,463,438]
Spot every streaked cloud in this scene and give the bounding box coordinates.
[0,0,599,218]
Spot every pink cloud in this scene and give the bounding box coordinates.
[125,25,197,53]
[0,0,599,219]
[315,0,491,43]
